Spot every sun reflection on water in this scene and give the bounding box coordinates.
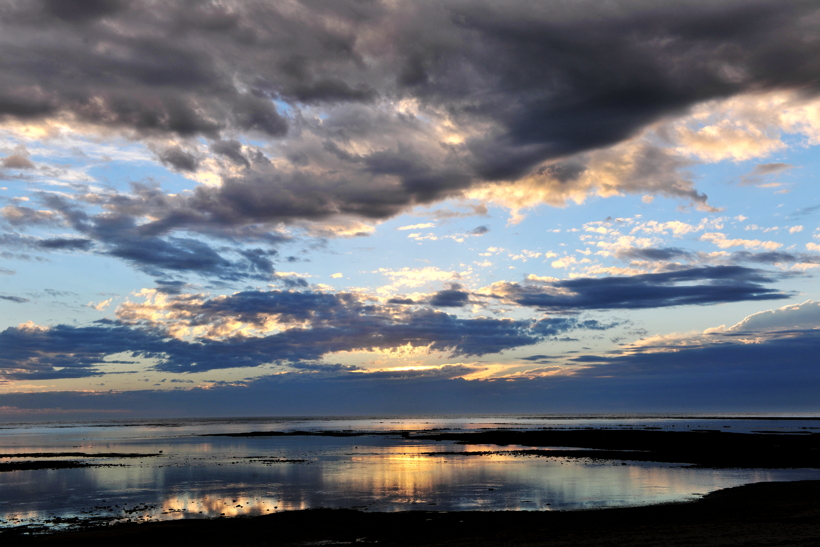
[2,421,820,533]
[156,493,305,519]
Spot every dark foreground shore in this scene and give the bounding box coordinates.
[7,480,820,547]
[211,427,820,468]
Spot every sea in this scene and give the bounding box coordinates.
[1,414,820,534]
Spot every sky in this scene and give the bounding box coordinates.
[1,0,820,419]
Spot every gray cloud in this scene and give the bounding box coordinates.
[36,238,93,250]
[739,162,795,185]
[153,280,191,295]
[491,266,789,310]
[614,248,820,268]
[41,0,126,22]
[1,154,35,169]
[732,251,820,265]
[156,146,199,172]
[752,163,794,176]
[4,327,819,416]
[616,247,692,262]
[0,313,537,377]
[210,140,250,168]
[0,288,624,379]
[31,192,279,281]
[793,204,820,217]
[569,329,820,391]
[428,285,470,307]
[0,0,818,292]
[1,205,58,227]
[0,230,94,253]
[0,0,817,236]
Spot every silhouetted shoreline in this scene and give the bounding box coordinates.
[414,428,820,468]
[8,480,820,546]
[0,453,161,472]
[209,427,820,468]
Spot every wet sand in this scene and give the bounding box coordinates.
[6,480,820,546]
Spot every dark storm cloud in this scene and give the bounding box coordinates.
[210,140,250,168]
[41,0,126,22]
[428,285,470,307]
[156,146,199,172]
[0,0,817,231]
[492,266,788,310]
[423,1,820,181]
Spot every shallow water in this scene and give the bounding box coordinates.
[1,415,819,533]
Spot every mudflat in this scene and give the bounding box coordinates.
[6,480,820,546]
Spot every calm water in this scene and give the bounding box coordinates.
[1,414,819,533]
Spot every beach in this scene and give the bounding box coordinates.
[2,417,820,543]
[7,480,820,546]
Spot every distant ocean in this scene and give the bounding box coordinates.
[2,414,819,533]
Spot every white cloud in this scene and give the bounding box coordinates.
[700,232,782,251]
[375,266,467,290]
[88,298,114,311]
[398,223,436,231]
[631,218,722,236]
[551,256,576,269]
[728,301,820,332]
